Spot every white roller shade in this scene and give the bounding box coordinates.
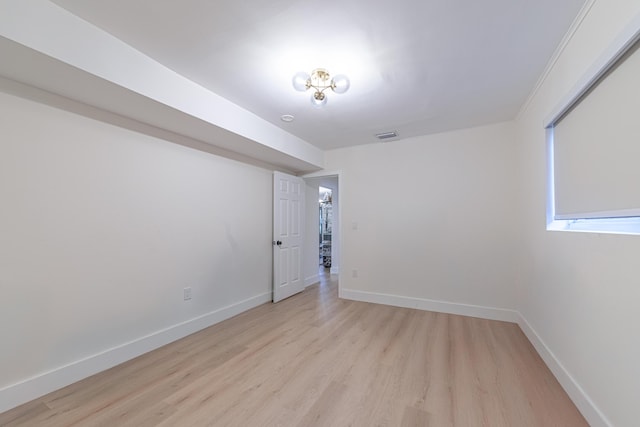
[553,42,640,219]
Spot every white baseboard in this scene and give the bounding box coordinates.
[304,274,320,287]
[0,291,271,414]
[339,288,519,322]
[516,314,611,427]
[338,287,610,427]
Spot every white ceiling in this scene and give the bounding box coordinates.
[48,0,586,151]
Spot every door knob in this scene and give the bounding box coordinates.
[276,240,282,246]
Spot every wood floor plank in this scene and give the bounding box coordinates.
[296,381,347,427]
[0,271,588,426]
[401,405,432,427]
[0,400,51,426]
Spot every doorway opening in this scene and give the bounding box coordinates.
[302,172,340,291]
[319,186,332,269]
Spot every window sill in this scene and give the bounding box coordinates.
[547,217,640,235]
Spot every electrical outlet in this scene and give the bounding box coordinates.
[183,287,192,301]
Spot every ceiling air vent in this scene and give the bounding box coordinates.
[375,131,398,140]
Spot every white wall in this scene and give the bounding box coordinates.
[324,122,519,317]
[0,89,273,411]
[516,2,640,426]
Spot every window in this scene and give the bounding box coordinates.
[546,15,640,234]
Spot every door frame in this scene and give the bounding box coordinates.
[302,170,342,296]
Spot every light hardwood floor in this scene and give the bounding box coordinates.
[1,271,587,426]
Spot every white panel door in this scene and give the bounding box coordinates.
[273,171,305,302]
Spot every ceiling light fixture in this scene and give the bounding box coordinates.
[292,68,350,107]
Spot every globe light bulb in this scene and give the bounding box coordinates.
[292,72,310,92]
[331,74,350,94]
[311,91,327,107]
